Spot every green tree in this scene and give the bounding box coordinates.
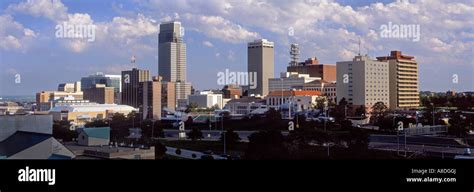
[154,141,167,159]
[340,119,353,131]
[245,130,289,159]
[354,105,366,117]
[187,127,203,141]
[185,103,199,113]
[220,128,241,149]
[140,119,154,139]
[52,120,77,141]
[110,113,130,142]
[371,102,388,125]
[448,112,470,137]
[315,97,328,111]
[264,107,282,129]
[153,120,165,138]
[185,116,194,127]
[84,119,109,128]
[331,97,348,123]
[344,128,369,151]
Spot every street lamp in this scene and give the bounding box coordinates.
[208,111,212,138]
[344,105,347,119]
[430,102,435,126]
[394,115,400,156]
[151,119,156,141]
[221,114,226,155]
[324,100,328,131]
[281,78,283,111]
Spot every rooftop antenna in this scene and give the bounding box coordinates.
[358,37,361,56]
[289,44,300,66]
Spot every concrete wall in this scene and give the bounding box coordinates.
[0,115,52,141]
[52,138,75,158]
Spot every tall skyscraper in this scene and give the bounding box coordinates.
[159,21,186,82]
[377,51,420,109]
[248,39,274,96]
[336,55,390,113]
[158,21,192,106]
[121,68,150,108]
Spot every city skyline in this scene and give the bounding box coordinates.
[1,0,473,96]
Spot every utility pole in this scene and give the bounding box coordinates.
[431,103,435,126]
[222,115,226,155]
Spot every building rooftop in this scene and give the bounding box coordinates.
[376,50,415,61]
[81,127,110,140]
[227,97,266,104]
[161,21,181,25]
[248,39,274,47]
[0,131,51,157]
[305,79,335,85]
[267,90,321,97]
[64,142,154,159]
[50,104,137,113]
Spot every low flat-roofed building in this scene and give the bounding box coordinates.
[269,72,321,92]
[223,97,266,116]
[0,102,24,115]
[266,90,321,111]
[294,80,337,101]
[65,143,155,159]
[36,91,84,111]
[77,127,110,146]
[49,103,137,128]
[188,91,224,109]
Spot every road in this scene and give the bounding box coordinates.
[165,146,224,159]
[369,135,465,147]
[163,129,289,142]
[163,129,472,158]
[369,135,472,158]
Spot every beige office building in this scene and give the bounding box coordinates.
[377,51,420,109]
[161,81,176,111]
[337,55,390,112]
[36,91,84,111]
[139,77,162,120]
[58,81,81,93]
[248,39,274,96]
[83,84,115,104]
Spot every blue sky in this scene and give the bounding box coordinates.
[0,0,473,96]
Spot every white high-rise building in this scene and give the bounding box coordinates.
[336,55,390,111]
